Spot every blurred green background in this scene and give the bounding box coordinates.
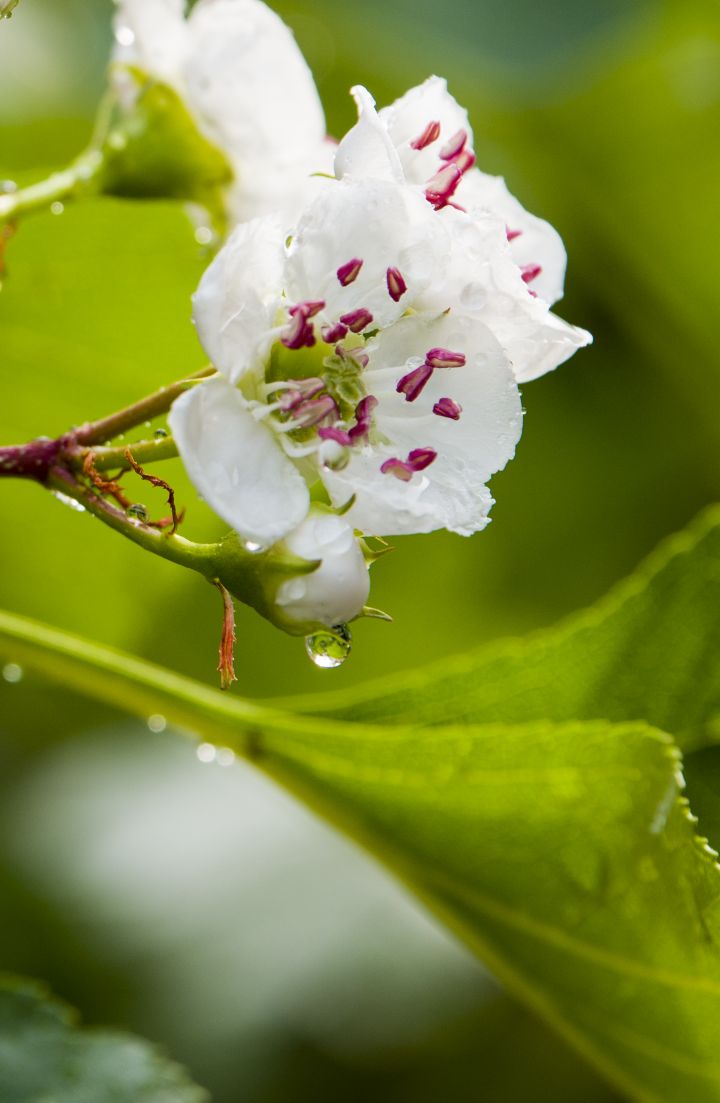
[1,0,718,1098]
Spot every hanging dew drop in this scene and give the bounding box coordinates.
[154,428,168,439]
[305,624,352,669]
[126,503,149,521]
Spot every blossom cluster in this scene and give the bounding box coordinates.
[114,0,591,639]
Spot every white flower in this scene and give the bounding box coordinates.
[170,175,524,543]
[335,80,592,381]
[112,0,332,221]
[275,509,370,627]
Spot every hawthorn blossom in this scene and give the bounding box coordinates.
[169,80,591,546]
[112,0,332,221]
[169,181,523,542]
[335,80,591,381]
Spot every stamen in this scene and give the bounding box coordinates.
[339,307,374,333]
[277,377,326,412]
[521,263,542,284]
[293,395,338,427]
[380,458,414,481]
[381,447,437,481]
[281,299,326,350]
[397,363,433,402]
[506,227,523,242]
[439,128,467,160]
[386,266,407,302]
[426,347,466,369]
[348,395,378,442]
[410,120,441,150]
[453,149,475,174]
[336,257,364,286]
[425,163,462,210]
[318,426,352,446]
[433,397,462,420]
[321,322,348,343]
[407,447,437,471]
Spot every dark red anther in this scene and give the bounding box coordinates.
[433,397,462,420]
[339,307,374,333]
[336,257,363,286]
[396,363,433,402]
[426,347,466,369]
[439,128,467,160]
[521,263,542,284]
[386,266,407,302]
[410,120,441,150]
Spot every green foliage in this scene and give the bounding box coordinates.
[290,506,720,753]
[3,509,720,1100]
[0,976,208,1102]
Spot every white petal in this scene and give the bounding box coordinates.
[378,75,471,186]
[334,86,404,184]
[192,214,285,383]
[112,0,187,87]
[286,178,450,330]
[322,313,522,537]
[459,169,568,305]
[419,209,592,383]
[169,376,309,546]
[276,510,370,627]
[184,0,327,221]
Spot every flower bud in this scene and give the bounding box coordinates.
[274,509,370,629]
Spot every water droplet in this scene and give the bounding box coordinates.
[144,421,152,429]
[154,428,168,439]
[196,742,217,764]
[0,180,17,195]
[50,201,64,216]
[194,226,214,246]
[147,714,167,733]
[51,490,86,513]
[2,662,23,684]
[216,747,236,767]
[244,540,263,553]
[126,503,148,521]
[115,24,136,46]
[305,624,352,668]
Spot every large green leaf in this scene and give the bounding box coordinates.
[285,506,720,753]
[1,560,720,1101]
[0,975,208,1101]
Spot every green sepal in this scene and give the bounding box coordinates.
[359,536,394,565]
[95,67,233,234]
[359,605,393,622]
[209,531,325,638]
[264,551,322,577]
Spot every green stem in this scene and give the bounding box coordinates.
[84,435,179,472]
[49,467,217,578]
[0,149,105,225]
[73,367,215,447]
